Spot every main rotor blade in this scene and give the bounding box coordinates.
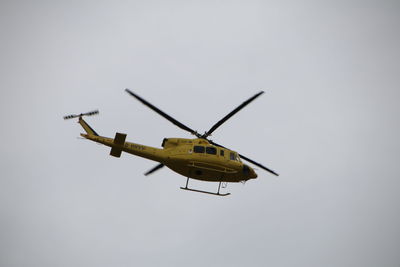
[238,154,279,176]
[208,140,227,149]
[125,89,199,136]
[203,91,264,138]
[209,140,278,176]
[144,163,165,176]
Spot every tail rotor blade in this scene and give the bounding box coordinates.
[63,114,79,120]
[82,110,99,116]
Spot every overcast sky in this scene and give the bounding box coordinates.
[1,1,400,266]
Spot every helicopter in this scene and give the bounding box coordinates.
[64,89,278,196]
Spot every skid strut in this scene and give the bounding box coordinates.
[180,178,231,196]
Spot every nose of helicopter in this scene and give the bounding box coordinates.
[249,168,257,179]
[243,164,258,179]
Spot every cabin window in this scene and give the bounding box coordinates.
[194,146,205,153]
[220,149,224,156]
[206,147,217,155]
[230,152,235,160]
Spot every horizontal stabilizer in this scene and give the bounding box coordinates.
[110,133,127,158]
[110,147,122,157]
[114,132,126,145]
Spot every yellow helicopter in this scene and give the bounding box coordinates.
[64,89,278,196]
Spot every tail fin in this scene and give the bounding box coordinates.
[78,117,99,136]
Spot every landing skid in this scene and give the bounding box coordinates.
[180,178,231,196]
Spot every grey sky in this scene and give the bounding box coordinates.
[1,1,399,266]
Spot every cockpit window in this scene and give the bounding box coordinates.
[194,146,205,153]
[206,147,217,155]
[229,152,241,161]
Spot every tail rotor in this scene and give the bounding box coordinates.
[63,110,99,120]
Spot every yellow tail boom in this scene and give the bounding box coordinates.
[78,117,165,162]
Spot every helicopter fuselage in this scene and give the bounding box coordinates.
[82,131,257,183]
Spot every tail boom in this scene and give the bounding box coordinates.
[73,116,164,162]
[81,133,165,162]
